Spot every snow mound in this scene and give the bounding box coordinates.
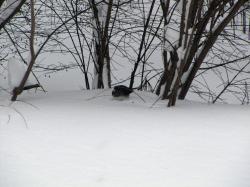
[0,90,250,187]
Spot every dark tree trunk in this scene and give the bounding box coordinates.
[11,0,36,101]
[0,0,26,30]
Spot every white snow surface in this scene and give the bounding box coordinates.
[0,90,250,187]
[102,59,109,88]
[164,26,179,51]
[8,58,37,89]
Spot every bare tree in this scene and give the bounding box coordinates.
[89,0,113,89]
[1,0,249,106]
[156,0,249,106]
[11,0,37,101]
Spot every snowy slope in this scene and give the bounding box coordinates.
[0,90,250,187]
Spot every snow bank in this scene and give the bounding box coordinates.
[0,90,250,187]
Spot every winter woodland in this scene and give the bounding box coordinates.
[0,0,249,105]
[1,1,250,187]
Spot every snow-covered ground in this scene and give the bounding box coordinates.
[0,90,250,187]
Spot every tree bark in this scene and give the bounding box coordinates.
[178,0,248,100]
[90,0,112,89]
[157,0,248,106]
[11,0,36,101]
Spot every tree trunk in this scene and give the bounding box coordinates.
[11,0,36,101]
[91,0,112,89]
[0,0,26,30]
[157,0,248,106]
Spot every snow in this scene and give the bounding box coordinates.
[164,25,179,51]
[7,57,37,90]
[176,0,183,13]
[1,90,250,187]
[97,1,108,25]
[102,58,109,88]
[185,0,191,28]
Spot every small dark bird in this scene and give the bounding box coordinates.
[112,85,133,97]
